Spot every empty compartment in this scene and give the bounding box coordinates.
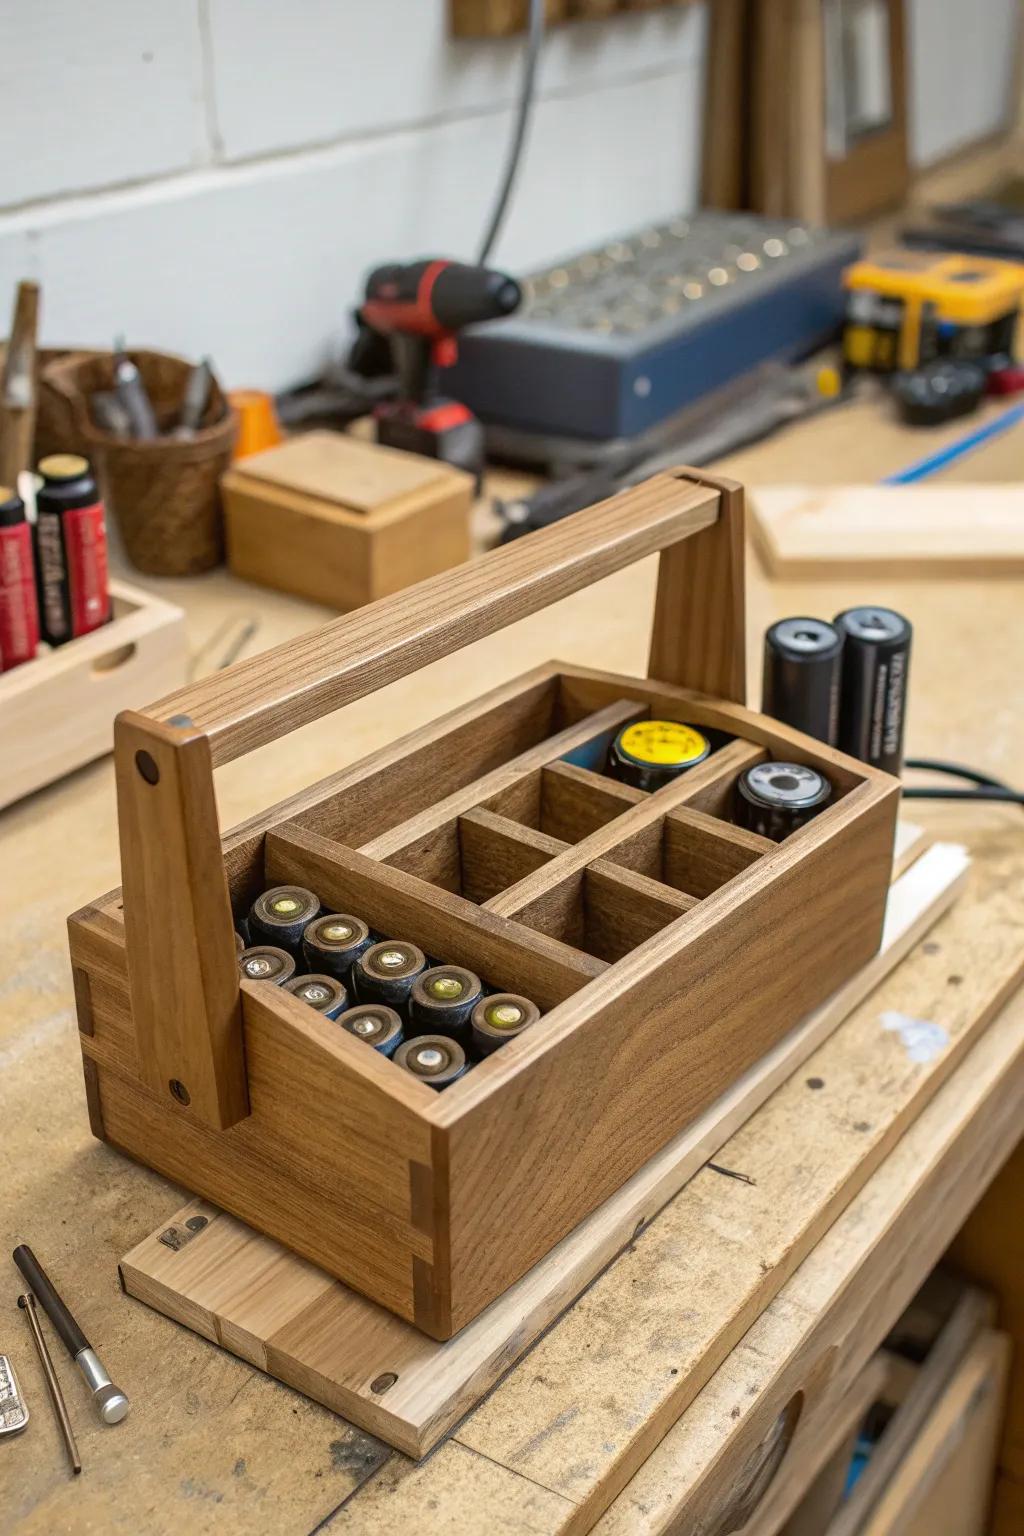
[372,807,568,903]
[508,860,697,964]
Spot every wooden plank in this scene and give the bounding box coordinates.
[852,1331,1011,1536]
[443,846,1016,1532]
[826,1285,995,1536]
[146,471,721,765]
[751,484,1024,580]
[948,1140,1024,1526]
[362,700,642,868]
[265,824,606,1011]
[120,838,966,1459]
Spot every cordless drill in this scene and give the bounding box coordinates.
[358,259,521,481]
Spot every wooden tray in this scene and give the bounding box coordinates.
[69,468,900,1340]
[118,833,967,1456]
[1,578,186,811]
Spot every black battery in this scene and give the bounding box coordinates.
[302,913,373,980]
[282,973,348,1019]
[353,940,427,1011]
[834,607,912,776]
[248,886,320,955]
[762,617,843,745]
[238,945,295,985]
[408,966,484,1046]
[394,1034,468,1089]
[471,994,541,1057]
[341,1004,404,1057]
[734,762,832,841]
[607,719,711,792]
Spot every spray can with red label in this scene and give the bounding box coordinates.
[34,455,111,646]
[0,490,40,671]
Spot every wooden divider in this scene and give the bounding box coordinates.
[487,739,765,920]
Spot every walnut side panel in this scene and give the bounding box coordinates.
[441,778,900,1331]
[74,935,442,1330]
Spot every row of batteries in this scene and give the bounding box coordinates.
[238,603,910,1089]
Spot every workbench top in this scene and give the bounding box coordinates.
[5,392,1023,1534]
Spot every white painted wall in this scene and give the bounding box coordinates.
[0,1,708,390]
[1,1,1017,391]
[906,0,1020,167]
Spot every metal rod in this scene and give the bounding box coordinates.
[18,1293,82,1475]
[13,1245,129,1424]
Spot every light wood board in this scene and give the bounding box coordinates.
[121,833,967,1458]
[848,1329,1011,1536]
[751,483,1024,579]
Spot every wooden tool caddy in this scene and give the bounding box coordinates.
[70,469,900,1340]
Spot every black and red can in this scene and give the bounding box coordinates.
[33,454,111,647]
[0,491,40,671]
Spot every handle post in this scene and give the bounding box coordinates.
[648,469,746,704]
[115,712,247,1129]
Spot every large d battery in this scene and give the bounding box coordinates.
[34,455,111,646]
[762,617,843,746]
[834,607,912,776]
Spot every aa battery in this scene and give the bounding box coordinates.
[734,762,832,841]
[353,940,427,1011]
[408,966,483,1046]
[248,886,320,955]
[471,994,541,1057]
[834,607,912,776]
[341,1005,404,1057]
[239,945,295,985]
[33,455,111,647]
[394,1035,467,1090]
[608,719,711,792]
[762,617,843,746]
[0,491,40,671]
[282,973,348,1019]
[302,913,373,980]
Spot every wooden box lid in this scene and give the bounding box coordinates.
[224,430,472,519]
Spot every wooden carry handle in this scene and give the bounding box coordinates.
[141,468,744,767]
[115,467,745,1130]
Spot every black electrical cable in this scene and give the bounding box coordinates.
[901,758,1024,808]
[476,0,545,265]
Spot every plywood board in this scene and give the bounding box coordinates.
[751,483,1024,579]
[121,835,966,1458]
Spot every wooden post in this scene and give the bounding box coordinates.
[648,469,747,705]
[115,712,248,1129]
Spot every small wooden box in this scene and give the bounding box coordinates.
[70,470,899,1340]
[222,430,473,611]
[1,579,186,811]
